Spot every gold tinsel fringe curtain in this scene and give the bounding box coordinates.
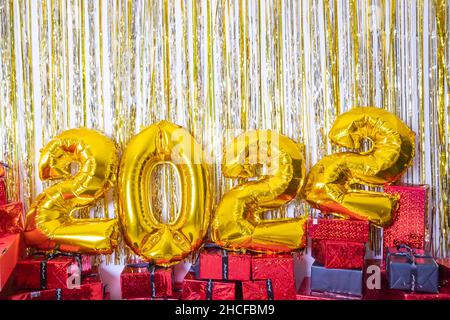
[0,0,448,259]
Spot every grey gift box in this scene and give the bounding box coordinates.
[310,262,363,297]
[386,246,439,293]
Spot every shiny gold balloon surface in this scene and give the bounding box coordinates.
[24,128,119,254]
[118,121,211,266]
[212,130,307,253]
[302,107,415,227]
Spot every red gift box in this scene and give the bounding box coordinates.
[8,275,104,300]
[251,254,294,280]
[437,258,450,293]
[0,179,6,205]
[312,239,365,269]
[120,263,173,299]
[0,202,24,236]
[181,279,235,300]
[14,253,83,290]
[242,278,296,300]
[198,248,251,281]
[384,185,428,250]
[0,234,22,291]
[308,218,369,242]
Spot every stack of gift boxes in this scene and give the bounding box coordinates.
[182,246,297,300]
[119,246,297,300]
[296,184,450,301]
[6,253,109,300]
[2,155,450,301]
[297,218,369,300]
[0,164,109,300]
[119,184,450,301]
[365,185,450,300]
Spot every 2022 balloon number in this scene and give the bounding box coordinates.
[24,107,415,266]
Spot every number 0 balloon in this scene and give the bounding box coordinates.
[118,121,211,266]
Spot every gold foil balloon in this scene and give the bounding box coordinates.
[118,121,211,266]
[211,130,307,253]
[302,107,415,227]
[24,128,119,254]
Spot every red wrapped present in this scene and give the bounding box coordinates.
[0,202,24,236]
[0,179,6,205]
[251,254,294,280]
[242,278,296,300]
[198,248,251,281]
[181,279,235,300]
[312,239,365,269]
[384,185,428,250]
[308,218,369,242]
[120,263,173,299]
[0,234,22,291]
[437,258,450,293]
[14,252,84,290]
[8,275,104,300]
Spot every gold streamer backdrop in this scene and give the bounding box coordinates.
[0,0,448,260]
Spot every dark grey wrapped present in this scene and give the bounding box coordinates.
[310,262,363,297]
[386,245,439,293]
